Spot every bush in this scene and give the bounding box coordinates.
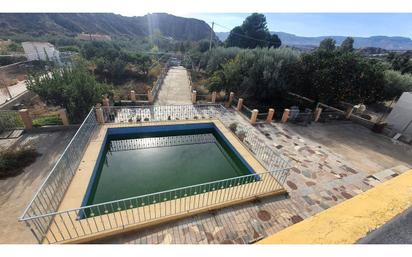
[290,47,386,105]
[208,47,300,103]
[0,146,39,179]
[32,115,63,127]
[383,70,412,99]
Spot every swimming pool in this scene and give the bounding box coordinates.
[81,123,258,213]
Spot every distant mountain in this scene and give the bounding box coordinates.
[0,13,216,41]
[216,31,412,50]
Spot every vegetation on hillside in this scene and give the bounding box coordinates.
[183,13,412,108]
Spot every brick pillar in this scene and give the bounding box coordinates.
[147,89,154,104]
[130,90,136,102]
[281,109,290,123]
[345,106,354,119]
[191,90,197,104]
[211,91,217,103]
[266,108,275,124]
[250,109,259,125]
[236,98,244,111]
[102,96,110,107]
[19,109,32,130]
[95,103,104,124]
[314,107,323,122]
[59,108,69,126]
[225,92,234,108]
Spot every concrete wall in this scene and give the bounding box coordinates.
[386,92,412,136]
[21,42,60,63]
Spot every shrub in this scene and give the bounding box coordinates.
[383,70,412,99]
[0,146,39,179]
[32,115,63,127]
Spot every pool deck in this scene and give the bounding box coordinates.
[46,119,285,243]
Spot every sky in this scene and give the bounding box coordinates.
[184,13,412,38]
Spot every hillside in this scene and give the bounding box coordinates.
[216,31,412,50]
[0,13,216,41]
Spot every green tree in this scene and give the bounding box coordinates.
[225,26,247,48]
[340,37,354,52]
[225,13,281,49]
[27,64,111,123]
[388,51,412,74]
[383,70,412,99]
[208,47,300,102]
[318,38,336,52]
[290,48,386,104]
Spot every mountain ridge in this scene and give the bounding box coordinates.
[216,31,412,50]
[0,13,216,41]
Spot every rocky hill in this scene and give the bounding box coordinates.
[0,13,215,41]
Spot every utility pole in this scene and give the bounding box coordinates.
[209,21,214,51]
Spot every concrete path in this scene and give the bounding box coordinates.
[155,66,192,105]
[0,129,76,243]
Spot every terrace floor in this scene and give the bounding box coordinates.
[93,109,412,244]
[0,129,77,244]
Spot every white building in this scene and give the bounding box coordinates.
[385,92,412,137]
[21,42,61,63]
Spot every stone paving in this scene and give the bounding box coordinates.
[95,108,411,244]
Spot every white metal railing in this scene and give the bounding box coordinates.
[110,133,216,152]
[19,104,291,244]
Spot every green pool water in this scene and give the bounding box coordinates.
[84,128,254,210]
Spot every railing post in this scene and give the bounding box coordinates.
[95,103,104,124]
[191,90,197,104]
[59,108,69,126]
[211,91,217,103]
[266,108,275,124]
[250,109,258,125]
[314,107,323,122]
[147,89,154,104]
[19,109,32,130]
[281,109,290,123]
[345,106,354,119]
[225,92,234,108]
[130,90,136,102]
[236,98,244,111]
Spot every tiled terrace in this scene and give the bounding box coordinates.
[94,108,411,244]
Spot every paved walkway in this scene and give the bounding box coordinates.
[94,109,411,244]
[155,66,192,105]
[0,130,76,243]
